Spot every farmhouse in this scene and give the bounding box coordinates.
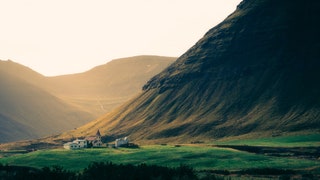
[115,137,129,147]
[63,130,103,150]
[63,139,87,150]
[63,142,77,150]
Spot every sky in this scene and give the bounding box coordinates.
[0,0,242,76]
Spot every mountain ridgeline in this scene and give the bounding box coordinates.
[70,0,320,143]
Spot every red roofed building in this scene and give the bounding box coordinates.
[85,130,103,148]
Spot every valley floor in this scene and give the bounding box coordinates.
[0,134,319,179]
[1,145,319,179]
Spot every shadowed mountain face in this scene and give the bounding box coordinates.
[0,69,93,143]
[70,0,320,143]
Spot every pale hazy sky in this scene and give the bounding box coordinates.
[0,0,242,76]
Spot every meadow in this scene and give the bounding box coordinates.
[1,144,319,173]
[214,133,320,147]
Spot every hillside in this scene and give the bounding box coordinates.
[0,60,46,86]
[66,0,320,143]
[0,56,175,143]
[46,56,175,116]
[0,69,94,143]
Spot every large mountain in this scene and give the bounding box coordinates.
[66,0,320,143]
[0,62,94,143]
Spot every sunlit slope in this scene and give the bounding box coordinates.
[67,0,320,142]
[0,70,93,143]
[46,56,175,116]
[0,60,46,86]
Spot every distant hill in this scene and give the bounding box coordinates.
[0,60,47,87]
[65,0,320,143]
[0,67,93,143]
[46,56,176,116]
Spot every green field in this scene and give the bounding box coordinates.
[214,134,320,147]
[1,145,319,172]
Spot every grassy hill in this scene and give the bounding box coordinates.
[46,56,175,116]
[62,0,320,143]
[0,69,94,143]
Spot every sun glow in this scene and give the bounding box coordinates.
[0,0,242,76]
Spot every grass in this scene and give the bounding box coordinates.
[214,134,320,147]
[0,145,319,172]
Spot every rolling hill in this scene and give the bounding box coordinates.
[0,60,46,86]
[46,56,176,116]
[65,0,320,143]
[0,67,94,143]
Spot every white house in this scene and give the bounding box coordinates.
[115,137,129,147]
[63,142,79,150]
[63,139,87,150]
[75,139,88,148]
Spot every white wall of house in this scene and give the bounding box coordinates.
[63,139,87,150]
[115,137,129,147]
[74,139,87,148]
[64,142,80,150]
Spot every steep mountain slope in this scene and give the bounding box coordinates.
[46,56,175,116]
[68,0,320,143]
[0,69,94,143]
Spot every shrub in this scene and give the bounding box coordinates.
[80,162,197,180]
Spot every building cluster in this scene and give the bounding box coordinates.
[63,130,103,150]
[63,130,130,150]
